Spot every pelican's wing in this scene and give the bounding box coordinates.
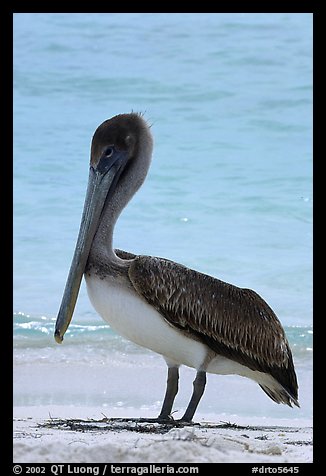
[115,248,137,260]
[128,255,299,405]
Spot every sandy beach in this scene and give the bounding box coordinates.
[13,406,312,464]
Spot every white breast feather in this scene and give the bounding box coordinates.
[85,275,208,369]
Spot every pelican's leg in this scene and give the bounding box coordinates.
[158,366,179,421]
[180,370,206,422]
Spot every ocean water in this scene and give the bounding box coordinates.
[13,13,312,420]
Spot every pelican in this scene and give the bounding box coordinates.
[55,112,299,422]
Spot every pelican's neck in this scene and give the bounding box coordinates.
[89,152,152,268]
[88,186,126,265]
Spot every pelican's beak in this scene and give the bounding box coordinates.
[54,150,128,343]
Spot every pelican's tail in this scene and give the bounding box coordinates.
[259,383,300,408]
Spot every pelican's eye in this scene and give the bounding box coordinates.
[104,146,114,158]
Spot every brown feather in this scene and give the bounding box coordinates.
[128,254,298,404]
[115,248,137,260]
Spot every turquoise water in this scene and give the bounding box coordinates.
[13,13,312,418]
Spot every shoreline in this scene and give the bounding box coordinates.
[13,406,313,464]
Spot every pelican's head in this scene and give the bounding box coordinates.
[54,113,153,343]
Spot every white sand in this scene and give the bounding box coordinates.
[13,406,312,464]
